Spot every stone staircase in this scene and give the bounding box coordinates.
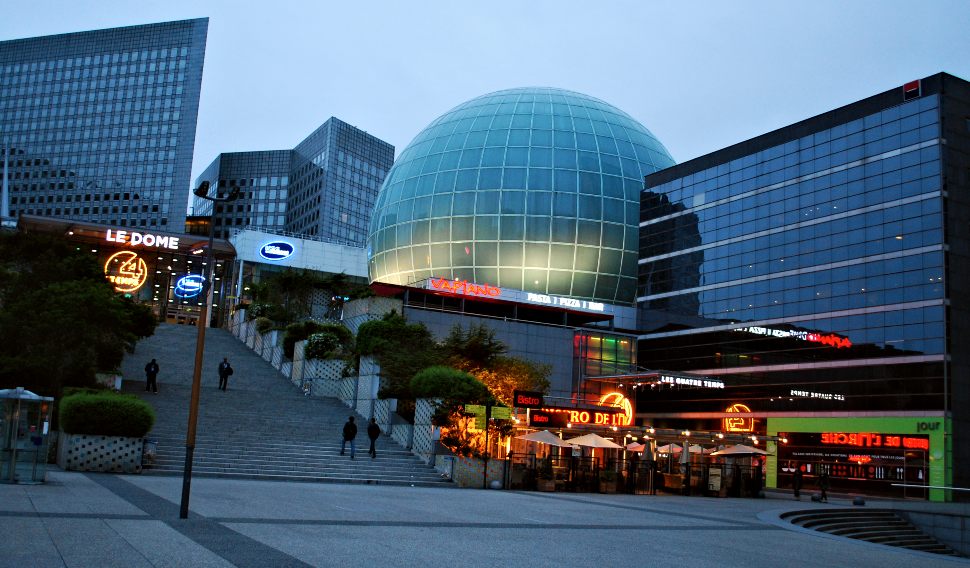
[781,509,960,557]
[120,323,450,487]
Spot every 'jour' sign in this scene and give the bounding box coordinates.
[105,229,180,250]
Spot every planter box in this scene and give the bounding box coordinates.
[56,432,143,474]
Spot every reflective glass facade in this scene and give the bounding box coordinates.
[637,75,970,446]
[193,151,291,238]
[368,87,674,304]
[195,118,393,246]
[0,19,207,231]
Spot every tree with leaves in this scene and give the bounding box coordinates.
[0,232,157,396]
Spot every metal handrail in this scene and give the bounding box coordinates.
[891,483,970,492]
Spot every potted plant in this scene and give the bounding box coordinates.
[599,469,618,493]
[537,458,555,492]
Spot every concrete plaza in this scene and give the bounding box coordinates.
[2,468,967,568]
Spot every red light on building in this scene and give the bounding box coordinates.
[903,79,921,101]
[429,277,501,298]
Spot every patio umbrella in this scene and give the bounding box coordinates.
[626,442,646,452]
[710,444,768,456]
[655,444,682,454]
[564,433,624,449]
[515,430,576,448]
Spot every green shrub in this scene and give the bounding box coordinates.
[410,366,489,401]
[305,331,340,360]
[283,321,353,359]
[254,316,274,334]
[59,391,155,437]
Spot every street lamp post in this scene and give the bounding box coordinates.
[179,181,239,519]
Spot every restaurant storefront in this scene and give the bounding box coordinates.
[17,215,236,326]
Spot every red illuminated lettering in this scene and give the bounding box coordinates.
[903,437,929,450]
[430,278,501,298]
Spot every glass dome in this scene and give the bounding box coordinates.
[367,87,675,304]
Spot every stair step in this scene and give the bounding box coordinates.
[121,323,450,488]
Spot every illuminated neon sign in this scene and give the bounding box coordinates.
[429,278,501,298]
[820,432,929,451]
[259,241,295,261]
[105,229,180,250]
[598,392,633,426]
[104,251,148,293]
[723,403,754,432]
[174,274,206,298]
[735,326,852,349]
[660,374,724,389]
[538,404,627,427]
[791,389,845,401]
[526,292,605,312]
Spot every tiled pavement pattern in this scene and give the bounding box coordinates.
[2,470,966,568]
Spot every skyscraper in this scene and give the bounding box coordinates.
[638,72,970,500]
[0,18,207,230]
[193,117,393,245]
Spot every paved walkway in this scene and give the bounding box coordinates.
[2,468,967,568]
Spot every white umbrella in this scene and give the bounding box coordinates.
[564,433,624,449]
[710,444,768,456]
[626,442,646,452]
[656,444,682,454]
[515,430,576,448]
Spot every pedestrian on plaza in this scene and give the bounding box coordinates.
[341,416,357,459]
[792,463,804,500]
[144,359,159,394]
[817,470,830,503]
[367,417,381,459]
[218,357,233,391]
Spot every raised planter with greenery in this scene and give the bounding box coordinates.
[56,390,155,473]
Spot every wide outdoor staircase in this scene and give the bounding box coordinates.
[781,509,960,557]
[120,323,450,487]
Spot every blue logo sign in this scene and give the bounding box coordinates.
[259,241,295,261]
[174,274,206,298]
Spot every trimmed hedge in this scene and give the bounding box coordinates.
[410,366,489,402]
[284,321,353,359]
[305,331,341,360]
[254,316,274,334]
[59,391,155,437]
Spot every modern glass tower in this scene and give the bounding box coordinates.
[638,73,970,499]
[193,117,393,245]
[367,87,674,305]
[0,18,207,231]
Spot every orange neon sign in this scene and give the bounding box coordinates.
[104,251,148,293]
[723,403,754,432]
[598,392,633,426]
[429,278,501,298]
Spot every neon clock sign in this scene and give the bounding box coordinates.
[174,274,206,298]
[598,392,633,426]
[104,251,148,293]
[723,403,755,432]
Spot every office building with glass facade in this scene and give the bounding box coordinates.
[367,87,675,305]
[0,19,208,231]
[192,150,291,238]
[637,73,970,500]
[193,118,393,246]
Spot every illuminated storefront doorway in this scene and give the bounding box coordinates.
[18,215,236,326]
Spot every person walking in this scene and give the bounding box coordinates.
[144,359,159,394]
[792,464,804,500]
[218,357,233,391]
[818,470,830,503]
[341,416,357,459]
[367,417,381,459]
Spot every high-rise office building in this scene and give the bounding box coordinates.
[0,18,207,230]
[637,72,970,500]
[192,150,291,238]
[193,118,393,245]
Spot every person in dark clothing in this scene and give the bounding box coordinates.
[817,471,830,503]
[144,359,159,394]
[218,357,233,391]
[792,464,804,500]
[341,416,357,459]
[367,418,381,459]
